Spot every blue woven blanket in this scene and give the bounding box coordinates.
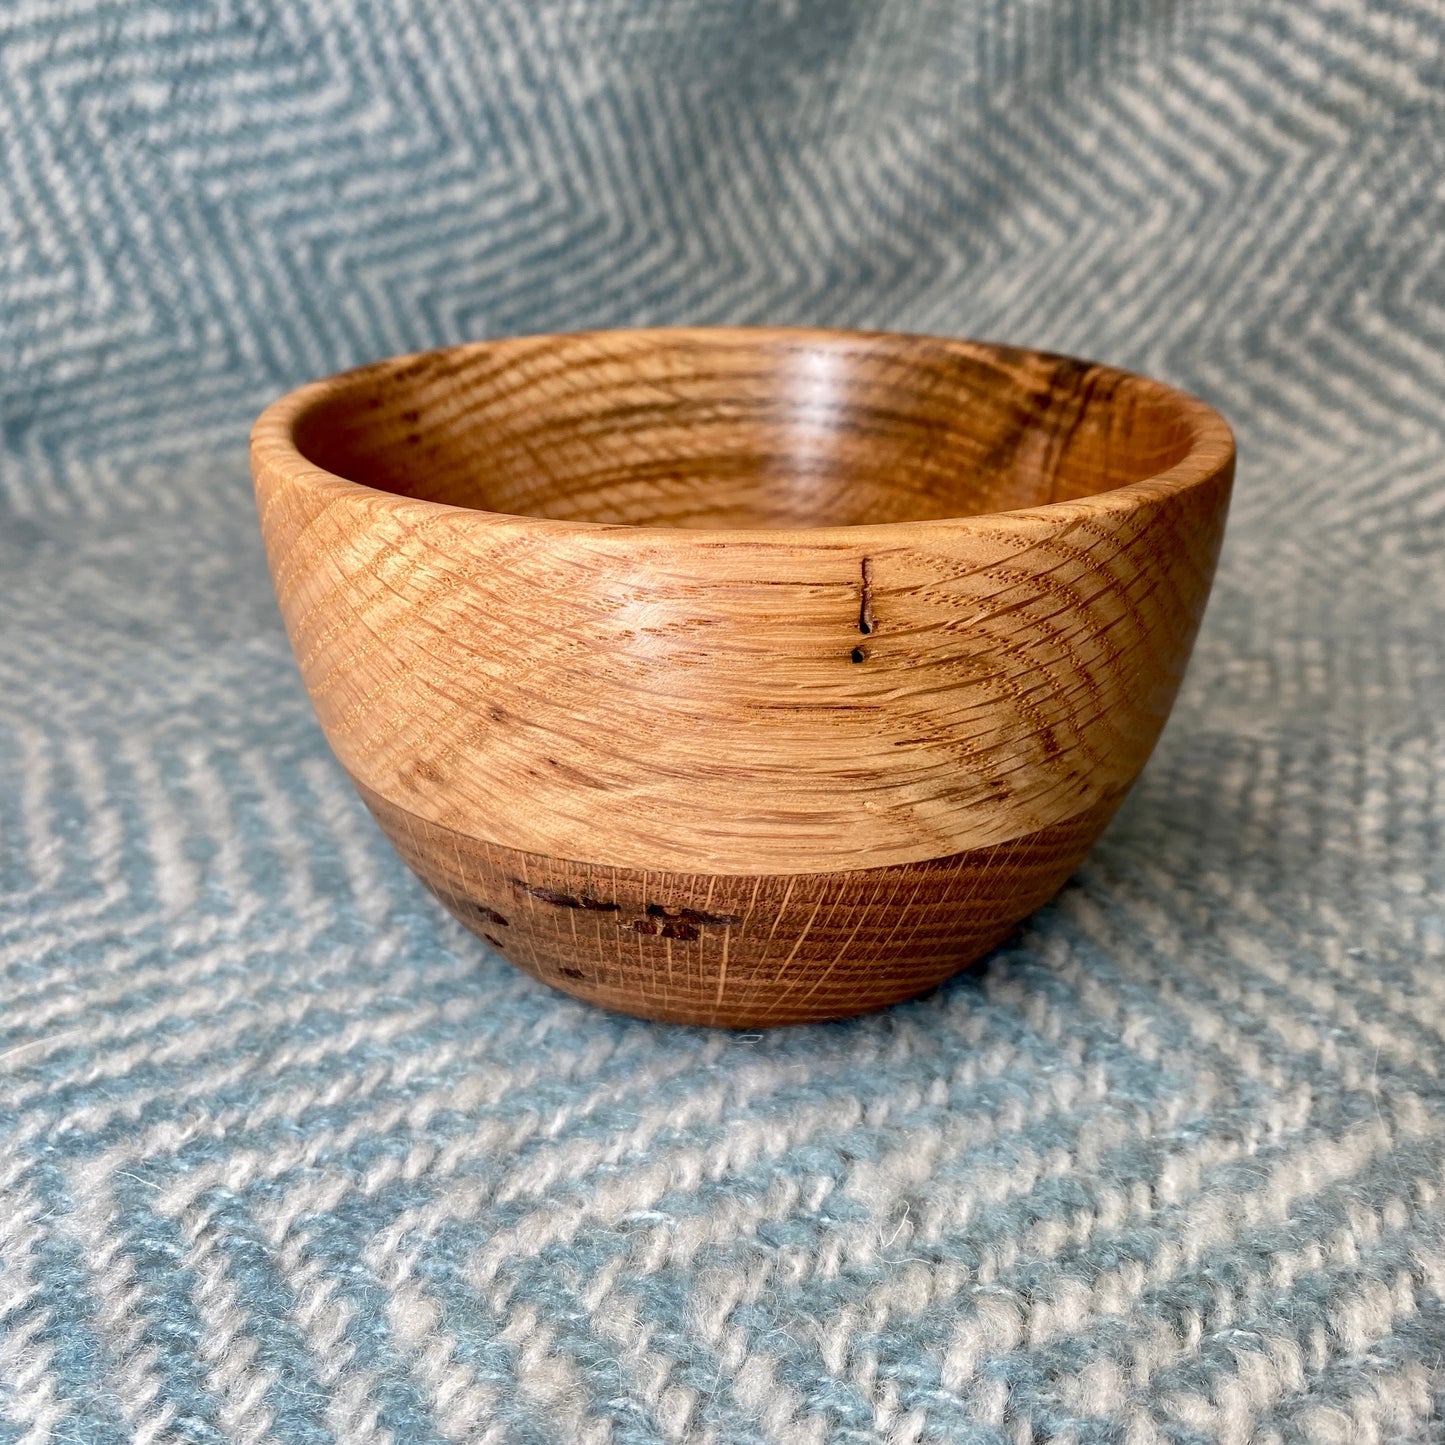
[3,2,1444,1439]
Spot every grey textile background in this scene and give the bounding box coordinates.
[3,2,1445,1440]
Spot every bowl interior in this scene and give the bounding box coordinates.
[292,330,1201,529]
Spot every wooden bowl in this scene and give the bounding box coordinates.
[251,328,1233,1027]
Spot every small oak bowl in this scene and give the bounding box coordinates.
[252,328,1233,1027]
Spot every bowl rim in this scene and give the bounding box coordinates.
[250,325,1236,546]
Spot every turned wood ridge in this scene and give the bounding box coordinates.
[252,328,1234,1026]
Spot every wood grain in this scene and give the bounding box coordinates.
[251,327,1233,1025]
[357,778,1125,1027]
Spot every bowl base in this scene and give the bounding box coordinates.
[355,781,1120,1027]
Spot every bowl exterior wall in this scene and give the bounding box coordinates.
[252,460,1231,877]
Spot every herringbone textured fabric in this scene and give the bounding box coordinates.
[3,2,1445,1440]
